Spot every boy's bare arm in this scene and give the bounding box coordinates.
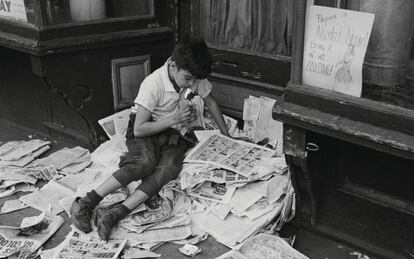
[133,104,191,137]
[203,94,230,136]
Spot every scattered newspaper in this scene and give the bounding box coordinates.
[197,205,283,247]
[180,168,252,190]
[98,108,131,139]
[185,134,274,177]
[180,165,284,191]
[0,139,50,161]
[0,200,29,215]
[20,180,75,215]
[4,165,60,181]
[243,96,283,154]
[0,186,16,198]
[123,247,161,258]
[210,203,233,220]
[255,97,283,154]
[242,96,261,141]
[0,141,23,156]
[90,136,127,171]
[60,151,92,174]
[0,183,38,198]
[187,181,236,204]
[0,145,50,168]
[57,168,105,192]
[216,233,309,259]
[121,185,175,227]
[111,225,192,244]
[32,146,89,170]
[233,199,281,221]
[0,180,21,189]
[0,167,38,184]
[0,212,45,229]
[52,230,127,259]
[180,163,218,177]
[180,156,287,190]
[0,214,63,258]
[271,180,296,232]
[229,184,263,212]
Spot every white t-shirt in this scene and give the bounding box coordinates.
[132,59,212,124]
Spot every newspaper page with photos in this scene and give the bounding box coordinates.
[0,215,63,258]
[187,181,237,204]
[98,108,131,139]
[184,134,274,177]
[123,183,175,227]
[53,230,127,259]
[180,168,266,190]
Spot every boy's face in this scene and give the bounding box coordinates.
[170,61,198,89]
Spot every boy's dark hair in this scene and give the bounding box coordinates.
[171,37,212,79]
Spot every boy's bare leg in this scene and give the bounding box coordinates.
[94,176,122,197]
[122,189,149,210]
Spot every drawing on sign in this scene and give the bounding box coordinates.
[302,6,374,97]
[334,43,355,90]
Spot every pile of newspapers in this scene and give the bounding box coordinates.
[91,133,295,251]
[179,133,294,247]
[84,95,295,250]
[0,139,93,258]
[0,139,91,200]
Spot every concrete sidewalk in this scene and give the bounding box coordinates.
[0,119,375,259]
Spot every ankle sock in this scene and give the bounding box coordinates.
[116,204,131,219]
[85,190,103,206]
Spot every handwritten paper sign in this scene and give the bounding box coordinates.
[0,0,27,22]
[303,5,374,97]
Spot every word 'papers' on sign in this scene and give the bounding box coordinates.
[0,0,27,22]
[302,5,374,97]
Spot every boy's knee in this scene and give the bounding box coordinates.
[115,158,157,186]
[162,149,185,167]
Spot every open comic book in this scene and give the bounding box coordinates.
[184,134,274,177]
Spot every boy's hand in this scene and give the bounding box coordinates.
[174,104,192,124]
